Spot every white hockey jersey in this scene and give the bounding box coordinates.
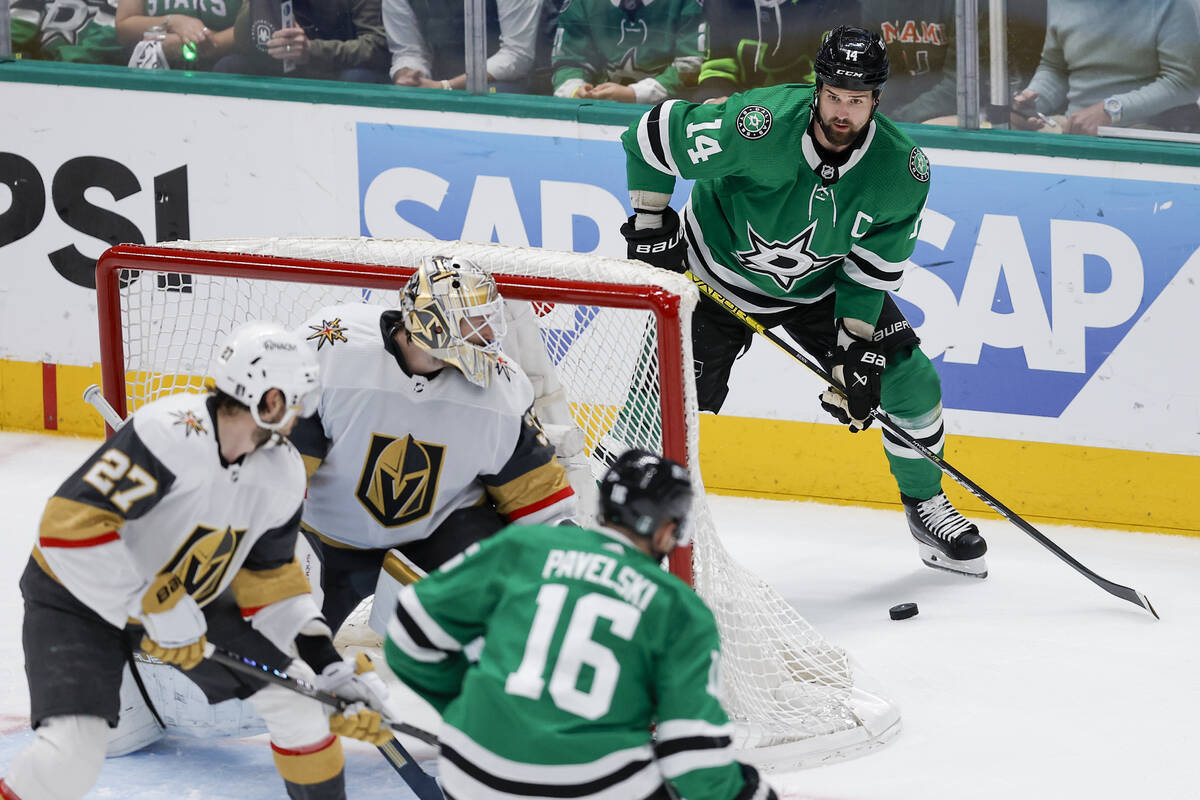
[35,393,312,629]
[292,303,575,550]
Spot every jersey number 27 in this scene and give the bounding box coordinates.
[504,584,640,721]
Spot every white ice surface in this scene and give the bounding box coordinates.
[1,431,1197,799]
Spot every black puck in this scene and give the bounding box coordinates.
[889,602,918,620]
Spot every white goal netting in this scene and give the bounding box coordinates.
[96,237,900,770]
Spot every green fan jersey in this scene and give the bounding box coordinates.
[551,0,704,95]
[384,523,750,800]
[143,0,243,32]
[623,84,931,326]
[10,0,124,64]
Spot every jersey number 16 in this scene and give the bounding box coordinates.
[504,583,640,721]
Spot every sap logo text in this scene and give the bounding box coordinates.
[360,167,627,255]
[0,153,190,289]
[904,210,1144,374]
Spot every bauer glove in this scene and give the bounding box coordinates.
[819,318,885,433]
[620,206,687,272]
[316,652,394,745]
[139,572,207,670]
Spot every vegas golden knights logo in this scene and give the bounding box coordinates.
[159,524,248,605]
[356,433,445,527]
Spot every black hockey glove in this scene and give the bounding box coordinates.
[620,206,686,272]
[819,318,886,433]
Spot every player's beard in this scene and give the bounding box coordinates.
[251,426,278,450]
[815,102,868,148]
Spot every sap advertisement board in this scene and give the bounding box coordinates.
[1,83,1197,457]
[354,121,1200,456]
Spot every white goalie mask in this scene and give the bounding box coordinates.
[211,320,321,431]
[400,255,508,387]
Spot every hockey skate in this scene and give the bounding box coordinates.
[902,492,988,578]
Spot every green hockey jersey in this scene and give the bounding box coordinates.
[10,0,124,64]
[623,84,930,326]
[552,0,704,96]
[384,523,749,800]
[144,0,244,33]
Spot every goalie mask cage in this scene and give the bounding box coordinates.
[95,238,900,770]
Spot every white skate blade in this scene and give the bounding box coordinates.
[917,541,988,579]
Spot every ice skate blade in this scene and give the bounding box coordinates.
[916,542,988,579]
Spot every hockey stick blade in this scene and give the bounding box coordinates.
[686,271,1158,618]
[200,644,445,799]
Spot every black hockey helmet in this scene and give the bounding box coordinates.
[599,449,694,546]
[814,25,889,92]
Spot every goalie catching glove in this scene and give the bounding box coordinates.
[315,652,395,746]
[139,572,207,670]
[621,206,686,272]
[819,318,886,433]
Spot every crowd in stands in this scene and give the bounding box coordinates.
[7,0,1200,135]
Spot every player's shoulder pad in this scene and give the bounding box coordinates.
[300,303,382,357]
[870,114,931,184]
[723,84,812,142]
[459,353,535,418]
[129,393,218,477]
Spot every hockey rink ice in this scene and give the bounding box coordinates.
[0,430,1196,799]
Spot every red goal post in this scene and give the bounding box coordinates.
[95,237,900,771]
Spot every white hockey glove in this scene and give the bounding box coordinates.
[138,573,207,670]
[315,652,393,745]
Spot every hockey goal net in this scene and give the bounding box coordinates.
[95,237,900,770]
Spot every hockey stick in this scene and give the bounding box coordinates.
[685,272,1159,619]
[201,644,444,800]
[85,387,445,786]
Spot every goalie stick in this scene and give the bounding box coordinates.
[685,273,1159,619]
[84,387,445,788]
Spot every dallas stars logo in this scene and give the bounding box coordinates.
[307,318,348,350]
[736,105,773,140]
[171,410,207,437]
[734,220,841,292]
[608,46,645,82]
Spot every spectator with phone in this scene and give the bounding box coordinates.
[215,0,390,83]
[1011,0,1200,135]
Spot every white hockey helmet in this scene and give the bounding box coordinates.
[210,320,321,431]
[400,255,507,387]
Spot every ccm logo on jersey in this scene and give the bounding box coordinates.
[634,230,683,254]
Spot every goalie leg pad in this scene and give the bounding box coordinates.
[105,663,165,756]
[5,715,109,800]
[367,550,425,638]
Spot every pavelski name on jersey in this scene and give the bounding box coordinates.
[293,303,574,550]
[541,548,659,610]
[623,85,930,323]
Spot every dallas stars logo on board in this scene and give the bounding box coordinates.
[734,220,841,292]
[171,410,207,437]
[307,318,349,350]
